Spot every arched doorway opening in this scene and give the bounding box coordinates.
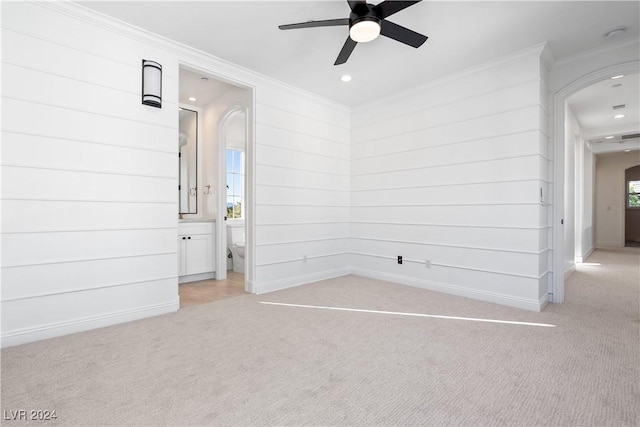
[551,61,640,302]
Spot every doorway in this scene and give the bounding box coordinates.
[552,62,640,303]
[625,165,640,247]
[220,108,248,288]
[177,64,255,307]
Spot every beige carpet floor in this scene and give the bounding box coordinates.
[1,248,639,426]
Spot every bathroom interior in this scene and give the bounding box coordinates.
[177,67,251,308]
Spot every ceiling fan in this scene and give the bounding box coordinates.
[278,0,428,65]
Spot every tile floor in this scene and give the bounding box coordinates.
[179,271,246,308]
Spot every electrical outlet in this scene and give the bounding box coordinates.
[303,255,308,263]
[397,256,402,264]
[425,259,431,269]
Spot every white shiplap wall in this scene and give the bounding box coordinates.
[1,2,180,346]
[1,2,353,346]
[1,2,558,346]
[254,87,351,292]
[350,45,551,311]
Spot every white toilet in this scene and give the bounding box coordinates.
[228,226,245,274]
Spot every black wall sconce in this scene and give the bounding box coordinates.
[142,59,162,108]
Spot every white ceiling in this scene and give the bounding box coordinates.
[79,1,639,107]
[568,73,640,154]
[569,74,639,131]
[178,68,238,108]
[82,1,639,155]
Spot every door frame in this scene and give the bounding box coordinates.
[551,60,639,303]
[216,104,251,291]
[177,62,256,293]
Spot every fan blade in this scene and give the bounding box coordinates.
[279,18,349,30]
[334,37,357,65]
[373,1,421,19]
[348,0,368,12]
[380,20,427,48]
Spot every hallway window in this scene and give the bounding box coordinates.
[628,180,640,208]
[227,149,244,219]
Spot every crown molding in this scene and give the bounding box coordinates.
[37,1,351,113]
[553,38,640,68]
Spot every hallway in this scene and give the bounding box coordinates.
[560,247,640,315]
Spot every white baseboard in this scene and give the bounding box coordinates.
[584,245,595,259]
[254,267,351,295]
[596,241,623,248]
[576,246,595,263]
[178,272,214,284]
[539,292,550,311]
[245,279,257,294]
[1,301,179,348]
[350,268,543,312]
[564,264,576,280]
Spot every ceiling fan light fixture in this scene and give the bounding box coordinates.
[349,19,381,43]
[278,0,427,65]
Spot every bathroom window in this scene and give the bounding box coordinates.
[628,180,640,208]
[226,148,244,219]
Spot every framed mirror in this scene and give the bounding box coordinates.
[178,108,197,214]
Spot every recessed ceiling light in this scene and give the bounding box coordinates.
[605,136,614,139]
[624,149,631,153]
[612,83,622,88]
[611,75,624,80]
[341,74,352,82]
[614,114,626,119]
[188,97,197,102]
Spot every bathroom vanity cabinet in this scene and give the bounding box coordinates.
[178,221,215,283]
